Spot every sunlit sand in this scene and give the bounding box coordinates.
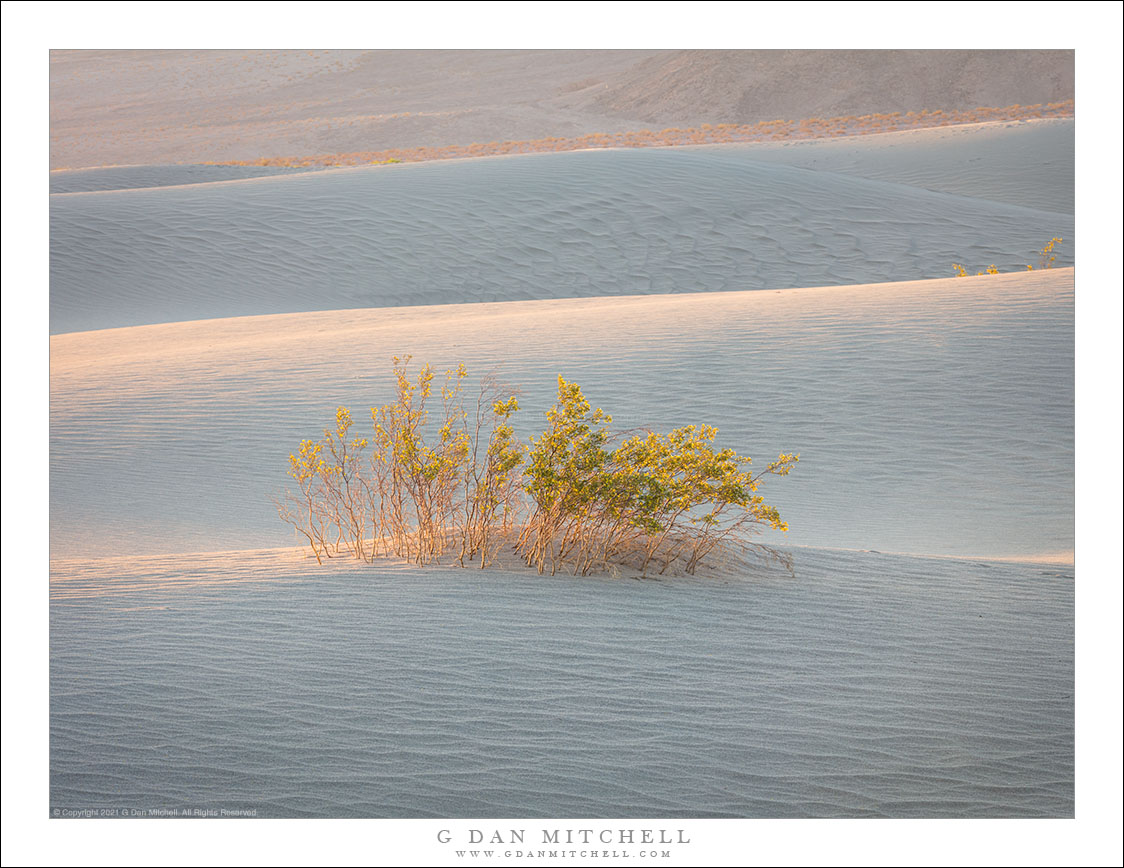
[48,49,1075,820]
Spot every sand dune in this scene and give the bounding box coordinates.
[48,118,1072,201]
[50,269,1073,563]
[49,163,319,194]
[728,119,1074,214]
[50,134,1073,334]
[49,545,1073,818]
[50,49,1072,169]
[45,82,1078,822]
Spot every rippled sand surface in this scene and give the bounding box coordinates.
[49,163,318,194]
[50,136,1072,334]
[50,270,1073,562]
[47,112,1075,820]
[50,547,1073,818]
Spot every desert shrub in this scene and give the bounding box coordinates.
[276,437,333,564]
[610,425,798,576]
[275,406,373,564]
[954,237,1065,277]
[278,363,797,577]
[1028,236,1063,270]
[514,380,798,576]
[458,378,524,568]
[516,376,614,575]
[278,357,523,567]
[953,262,998,277]
[321,406,374,560]
[369,357,473,564]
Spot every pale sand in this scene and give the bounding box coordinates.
[48,163,316,194]
[50,269,1073,563]
[49,49,1072,169]
[50,121,1073,334]
[49,546,1072,817]
[721,119,1074,214]
[46,97,1077,820]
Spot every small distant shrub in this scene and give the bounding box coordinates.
[954,237,1065,277]
[277,361,798,577]
[1027,236,1063,270]
[953,262,998,277]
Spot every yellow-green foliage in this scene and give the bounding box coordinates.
[370,358,472,564]
[1028,237,1063,270]
[282,408,372,564]
[954,237,1064,277]
[952,262,999,277]
[515,380,797,576]
[518,377,614,575]
[278,362,798,577]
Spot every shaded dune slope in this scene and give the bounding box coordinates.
[50,547,1073,818]
[50,144,1073,334]
[50,270,1073,562]
[728,119,1073,213]
[49,163,318,194]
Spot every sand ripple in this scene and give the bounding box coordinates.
[50,164,319,194]
[50,270,1074,562]
[49,546,1073,818]
[49,146,1073,333]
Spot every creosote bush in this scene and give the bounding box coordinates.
[1029,237,1063,270]
[277,359,798,577]
[952,236,1064,277]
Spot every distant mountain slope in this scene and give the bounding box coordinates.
[49,49,1073,168]
[583,50,1074,126]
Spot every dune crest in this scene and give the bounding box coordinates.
[51,270,1073,563]
[50,128,1074,334]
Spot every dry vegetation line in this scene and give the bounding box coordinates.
[277,358,798,577]
[215,101,1074,169]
